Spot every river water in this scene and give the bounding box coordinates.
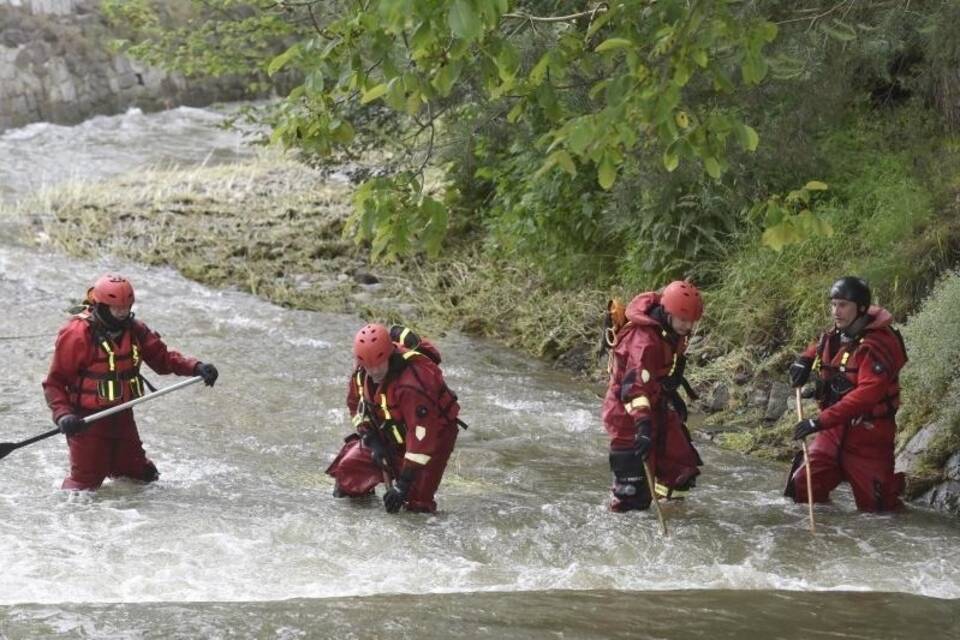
[0,107,958,639]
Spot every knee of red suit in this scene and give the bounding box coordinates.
[326,440,383,496]
[61,462,157,491]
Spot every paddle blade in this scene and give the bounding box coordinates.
[0,442,20,461]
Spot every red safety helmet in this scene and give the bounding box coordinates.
[90,274,135,307]
[353,323,392,368]
[661,280,703,323]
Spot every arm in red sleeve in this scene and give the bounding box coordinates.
[347,372,360,417]
[393,368,449,471]
[41,323,86,423]
[135,322,199,377]
[818,348,891,428]
[616,331,661,426]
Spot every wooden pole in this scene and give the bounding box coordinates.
[795,387,816,534]
[642,459,668,536]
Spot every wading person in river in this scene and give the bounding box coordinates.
[601,281,704,512]
[326,323,463,513]
[786,276,907,512]
[42,274,219,490]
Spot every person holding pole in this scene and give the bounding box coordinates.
[785,276,907,512]
[42,274,219,491]
[326,323,462,513]
[601,281,704,515]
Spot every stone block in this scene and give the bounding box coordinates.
[705,383,729,414]
[919,480,960,516]
[944,451,960,481]
[896,419,950,476]
[764,381,790,423]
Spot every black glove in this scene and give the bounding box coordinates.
[361,428,388,470]
[194,362,219,387]
[788,357,813,388]
[634,419,653,460]
[57,414,86,436]
[383,468,416,514]
[793,418,821,441]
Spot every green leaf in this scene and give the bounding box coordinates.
[741,53,767,85]
[496,42,520,82]
[554,150,577,177]
[663,148,679,172]
[384,77,406,111]
[804,180,829,191]
[330,119,355,144]
[361,83,388,104]
[598,154,617,189]
[432,60,462,97]
[820,20,857,42]
[736,124,759,152]
[692,49,709,68]
[704,157,722,179]
[419,196,448,258]
[506,100,525,123]
[761,221,791,252]
[566,118,595,155]
[529,52,550,86]
[764,202,784,226]
[759,21,778,43]
[267,43,299,77]
[594,38,634,53]
[410,22,436,59]
[448,0,481,41]
[536,150,577,179]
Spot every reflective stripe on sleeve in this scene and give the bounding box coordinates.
[404,452,431,465]
[623,395,651,412]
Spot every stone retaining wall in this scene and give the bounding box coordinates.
[0,0,255,131]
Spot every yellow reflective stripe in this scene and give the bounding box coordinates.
[668,353,678,376]
[399,327,411,344]
[623,395,651,412]
[106,380,116,401]
[404,452,431,465]
[380,395,391,420]
[100,340,115,371]
[655,482,689,499]
[402,350,421,360]
[351,413,364,427]
[640,369,651,383]
[131,344,140,366]
[391,425,404,444]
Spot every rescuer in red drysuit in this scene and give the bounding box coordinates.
[602,280,704,512]
[786,276,907,512]
[326,323,463,513]
[42,274,218,490]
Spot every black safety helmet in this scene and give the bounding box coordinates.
[829,276,871,313]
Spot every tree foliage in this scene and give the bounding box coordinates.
[103,0,957,282]
[104,1,778,261]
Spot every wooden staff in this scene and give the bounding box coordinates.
[642,460,668,536]
[795,387,816,533]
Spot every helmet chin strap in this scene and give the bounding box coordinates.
[840,311,871,340]
[93,303,131,333]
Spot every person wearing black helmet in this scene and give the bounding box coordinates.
[785,276,908,512]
